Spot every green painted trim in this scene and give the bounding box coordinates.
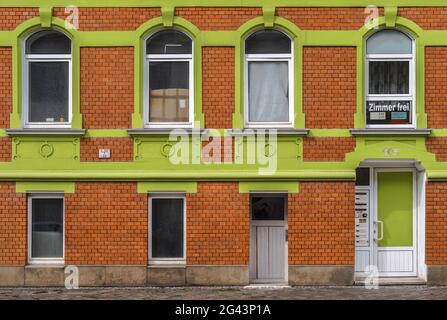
[384,7,398,28]
[84,130,129,138]
[16,181,75,193]
[161,6,175,27]
[1,1,447,7]
[239,181,299,193]
[39,7,52,28]
[308,129,352,137]
[430,130,447,137]
[262,6,275,28]
[137,181,197,193]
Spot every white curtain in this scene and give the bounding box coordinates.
[248,61,289,123]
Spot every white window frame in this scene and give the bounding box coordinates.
[22,31,73,129]
[144,30,194,129]
[27,193,65,265]
[244,31,294,129]
[148,193,186,265]
[365,30,416,129]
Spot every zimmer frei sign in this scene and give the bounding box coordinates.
[366,100,412,125]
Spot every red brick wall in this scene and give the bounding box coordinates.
[426,137,447,161]
[288,182,355,265]
[303,137,356,161]
[202,47,235,129]
[0,8,38,31]
[303,47,357,129]
[53,7,161,31]
[80,137,133,162]
[80,47,134,129]
[426,182,447,264]
[0,47,12,129]
[425,47,447,128]
[0,182,27,265]
[277,7,381,30]
[65,182,147,265]
[187,182,249,265]
[399,8,447,30]
[201,137,233,164]
[0,137,11,162]
[175,7,261,30]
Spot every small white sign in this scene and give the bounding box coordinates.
[370,112,386,120]
[99,149,111,159]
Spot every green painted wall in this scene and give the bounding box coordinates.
[1,3,447,182]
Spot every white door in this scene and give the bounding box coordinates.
[250,195,287,283]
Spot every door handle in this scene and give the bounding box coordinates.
[376,220,384,241]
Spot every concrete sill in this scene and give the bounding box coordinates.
[226,128,310,136]
[6,128,86,136]
[25,264,65,269]
[350,128,432,136]
[128,128,209,136]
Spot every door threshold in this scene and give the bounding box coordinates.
[355,277,426,286]
[244,283,290,289]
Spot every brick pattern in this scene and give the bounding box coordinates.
[65,183,147,265]
[276,7,382,30]
[303,47,357,129]
[202,137,233,164]
[175,7,261,30]
[53,7,161,31]
[80,47,134,129]
[426,137,447,161]
[187,182,249,265]
[202,47,235,129]
[303,137,356,161]
[425,47,447,128]
[399,8,447,30]
[288,182,355,265]
[426,182,447,264]
[0,8,38,31]
[0,48,12,129]
[0,137,11,162]
[0,182,27,265]
[80,137,133,162]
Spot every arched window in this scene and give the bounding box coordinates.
[365,29,414,127]
[244,29,293,127]
[24,30,72,127]
[145,30,193,127]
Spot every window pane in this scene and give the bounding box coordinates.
[251,196,285,220]
[151,198,184,258]
[248,61,289,122]
[246,30,291,54]
[31,198,63,258]
[369,61,409,95]
[366,29,412,55]
[147,30,192,54]
[29,61,69,123]
[26,30,71,54]
[149,61,189,122]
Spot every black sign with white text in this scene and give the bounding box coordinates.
[366,100,412,125]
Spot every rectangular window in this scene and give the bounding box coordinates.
[368,61,409,95]
[248,61,290,123]
[149,195,185,263]
[251,195,286,221]
[28,61,69,123]
[149,61,190,123]
[28,195,64,264]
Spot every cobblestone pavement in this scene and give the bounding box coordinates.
[0,286,446,300]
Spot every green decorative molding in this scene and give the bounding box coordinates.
[16,181,75,193]
[38,7,52,28]
[384,7,398,28]
[239,181,299,193]
[161,6,175,27]
[137,181,197,193]
[262,6,276,28]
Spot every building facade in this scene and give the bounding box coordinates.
[1,1,447,286]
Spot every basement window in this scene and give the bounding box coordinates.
[23,30,72,128]
[149,194,186,264]
[28,194,64,264]
[365,29,415,128]
[244,29,294,128]
[145,30,193,128]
